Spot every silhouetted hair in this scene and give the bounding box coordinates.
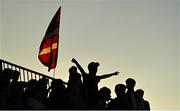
[50,79,65,91]
[126,78,136,88]
[12,70,20,82]
[136,89,144,97]
[88,62,99,71]
[69,66,77,74]
[3,68,13,79]
[115,84,126,95]
[98,87,111,101]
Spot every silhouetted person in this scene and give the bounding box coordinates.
[67,66,85,109]
[8,70,26,109]
[108,84,128,109]
[24,79,46,109]
[96,87,111,109]
[125,78,138,110]
[36,77,49,107]
[72,58,119,109]
[136,89,150,110]
[0,68,13,109]
[47,79,72,109]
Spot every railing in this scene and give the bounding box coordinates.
[0,59,54,86]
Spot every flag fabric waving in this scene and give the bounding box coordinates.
[38,7,61,71]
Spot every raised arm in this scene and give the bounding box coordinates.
[98,71,120,80]
[71,58,87,77]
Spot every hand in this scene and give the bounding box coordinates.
[114,71,120,75]
[71,58,77,63]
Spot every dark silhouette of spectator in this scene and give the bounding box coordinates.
[11,70,27,88]
[66,66,85,109]
[0,68,13,109]
[71,58,119,109]
[136,89,150,110]
[24,79,46,109]
[8,70,26,109]
[36,77,49,107]
[96,87,111,109]
[2,68,13,85]
[47,79,73,109]
[108,84,128,109]
[125,78,138,110]
[0,60,152,110]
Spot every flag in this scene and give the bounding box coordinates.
[38,7,61,71]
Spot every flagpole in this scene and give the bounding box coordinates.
[53,68,56,78]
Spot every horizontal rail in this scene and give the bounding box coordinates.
[0,59,54,80]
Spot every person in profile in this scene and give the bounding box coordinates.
[136,89,150,110]
[108,84,128,110]
[125,78,138,110]
[71,58,119,109]
[67,66,85,109]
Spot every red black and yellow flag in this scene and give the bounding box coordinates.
[38,7,61,71]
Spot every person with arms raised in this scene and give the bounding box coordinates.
[71,58,119,109]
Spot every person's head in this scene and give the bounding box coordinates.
[98,87,111,101]
[12,70,20,82]
[115,84,126,97]
[51,79,65,91]
[69,66,81,80]
[136,89,144,98]
[38,76,48,89]
[126,78,136,90]
[88,62,99,75]
[69,66,77,74]
[3,68,13,80]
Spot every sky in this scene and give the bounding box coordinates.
[0,0,180,110]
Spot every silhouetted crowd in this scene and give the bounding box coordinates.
[0,58,150,110]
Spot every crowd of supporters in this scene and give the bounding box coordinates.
[0,58,150,110]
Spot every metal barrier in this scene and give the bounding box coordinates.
[0,59,54,86]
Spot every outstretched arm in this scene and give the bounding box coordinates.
[71,58,87,77]
[98,71,119,80]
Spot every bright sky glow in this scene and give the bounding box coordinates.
[0,0,180,110]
